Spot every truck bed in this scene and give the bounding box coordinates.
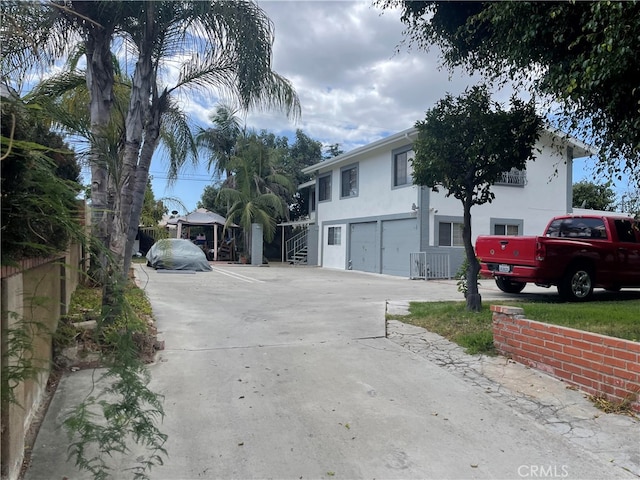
[475,235,538,270]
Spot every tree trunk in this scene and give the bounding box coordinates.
[462,196,482,312]
[123,99,162,274]
[83,21,115,285]
[104,2,156,322]
[110,13,155,269]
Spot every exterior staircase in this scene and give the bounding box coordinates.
[286,229,309,265]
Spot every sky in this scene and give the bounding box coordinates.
[141,0,627,213]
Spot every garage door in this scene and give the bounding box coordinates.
[382,218,419,277]
[349,222,377,273]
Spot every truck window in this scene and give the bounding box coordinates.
[545,219,563,237]
[545,218,607,239]
[614,219,638,243]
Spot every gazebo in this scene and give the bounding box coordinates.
[167,208,234,261]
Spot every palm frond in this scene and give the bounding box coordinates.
[160,99,198,183]
[171,50,238,97]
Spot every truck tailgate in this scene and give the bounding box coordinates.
[475,235,538,268]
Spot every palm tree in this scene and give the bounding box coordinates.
[218,132,294,257]
[114,0,301,277]
[3,0,301,276]
[2,1,136,282]
[196,103,243,179]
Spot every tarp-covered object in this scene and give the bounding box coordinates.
[146,239,212,271]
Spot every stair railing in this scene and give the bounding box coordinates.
[286,229,308,263]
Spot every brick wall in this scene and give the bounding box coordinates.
[491,305,640,412]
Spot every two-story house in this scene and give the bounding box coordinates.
[293,126,594,278]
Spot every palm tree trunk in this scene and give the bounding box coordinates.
[123,100,162,274]
[104,3,156,322]
[84,22,115,285]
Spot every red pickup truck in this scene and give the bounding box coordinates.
[475,215,640,301]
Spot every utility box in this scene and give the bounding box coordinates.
[251,223,263,266]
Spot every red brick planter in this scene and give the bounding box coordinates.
[491,305,640,412]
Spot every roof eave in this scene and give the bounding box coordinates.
[302,126,418,175]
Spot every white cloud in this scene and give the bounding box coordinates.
[152,0,486,208]
[150,1,593,210]
[243,0,480,147]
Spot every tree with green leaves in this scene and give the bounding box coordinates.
[3,0,301,278]
[196,103,243,180]
[1,88,82,265]
[620,186,640,218]
[114,1,300,281]
[3,1,300,476]
[380,1,639,178]
[140,178,167,227]
[324,143,344,159]
[572,181,616,212]
[198,184,229,218]
[199,127,323,221]
[283,129,323,185]
[218,132,293,257]
[412,85,542,311]
[277,129,322,219]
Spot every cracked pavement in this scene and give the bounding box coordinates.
[25,265,640,479]
[386,311,640,478]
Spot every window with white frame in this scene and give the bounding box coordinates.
[393,148,413,187]
[438,221,464,247]
[318,174,331,202]
[328,226,341,245]
[340,164,358,198]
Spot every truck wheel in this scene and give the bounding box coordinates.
[558,265,593,301]
[495,277,526,294]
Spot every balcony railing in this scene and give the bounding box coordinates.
[496,169,527,186]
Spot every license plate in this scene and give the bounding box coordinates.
[498,264,511,273]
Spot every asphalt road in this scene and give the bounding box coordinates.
[25,264,636,479]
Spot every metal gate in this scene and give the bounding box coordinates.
[410,252,451,280]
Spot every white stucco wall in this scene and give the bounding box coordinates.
[316,147,419,222]
[429,130,577,243]
[309,127,594,270]
[314,138,419,267]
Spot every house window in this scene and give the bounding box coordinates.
[494,224,520,236]
[393,148,413,187]
[318,174,331,202]
[438,222,464,247]
[310,191,316,212]
[328,226,341,245]
[341,164,358,198]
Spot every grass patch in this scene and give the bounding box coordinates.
[392,302,496,355]
[66,282,153,326]
[56,282,156,359]
[388,299,640,355]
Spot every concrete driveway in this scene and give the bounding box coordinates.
[25,264,636,479]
